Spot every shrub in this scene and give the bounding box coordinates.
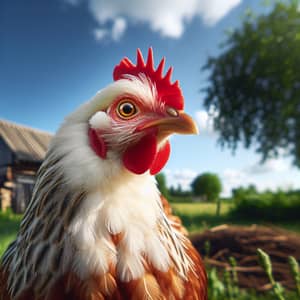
[230,192,300,221]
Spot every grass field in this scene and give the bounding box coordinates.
[171,202,300,234]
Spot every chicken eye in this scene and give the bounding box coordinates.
[117,101,137,119]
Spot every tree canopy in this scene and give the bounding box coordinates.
[203,1,300,166]
[232,184,258,201]
[191,173,222,202]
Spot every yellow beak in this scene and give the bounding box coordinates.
[139,111,198,141]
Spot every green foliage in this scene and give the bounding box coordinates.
[229,256,239,296]
[208,268,225,300]
[230,191,300,221]
[207,248,300,300]
[204,240,211,259]
[0,209,21,257]
[155,173,169,198]
[191,172,222,202]
[257,248,274,282]
[223,269,235,300]
[155,174,193,202]
[257,248,285,300]
[289,256,300,297]
[203,1,300,166]
[169,185,192,198]
[171,201,300,233]
[232,185,258,201]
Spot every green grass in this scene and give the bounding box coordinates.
[0,210,22,257]
[171,202,232,216]
[171,202,300,234]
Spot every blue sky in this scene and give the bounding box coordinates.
[1,0,300,195]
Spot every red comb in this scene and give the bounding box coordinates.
[113,48,184,110]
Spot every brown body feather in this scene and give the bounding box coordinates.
[0,196,206,300]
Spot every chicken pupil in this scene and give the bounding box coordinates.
[122,103,134,115]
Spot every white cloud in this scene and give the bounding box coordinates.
[93,28,109,41]
[64,0,242,41]
[221,168,247,197]
[221,158,297,197]
[165,168,197,190]
[223,168,246,185]
[112,18,127,41]
[199,1,242,25]
[195,110,215,135]
[93,17,127,41]
[244,158,289,174]
[222,168,298,197]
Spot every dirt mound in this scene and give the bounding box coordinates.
[191,225,300,291]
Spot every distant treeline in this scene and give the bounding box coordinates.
[230,186,300,221]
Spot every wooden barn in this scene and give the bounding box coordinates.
[0,119,52,213]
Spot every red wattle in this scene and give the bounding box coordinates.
[123,134,157,175]
[150,141,171,175]
[88,128,107,159]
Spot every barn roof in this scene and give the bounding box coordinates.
[0,119,53,163]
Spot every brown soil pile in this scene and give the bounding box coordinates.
[191,225,300,291]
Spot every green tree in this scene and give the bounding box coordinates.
[232,184,258,201]
[155,173,169,197]
[203,1,300,166]
[191,173,222,202]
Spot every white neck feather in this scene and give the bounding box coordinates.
[68,172,172,281]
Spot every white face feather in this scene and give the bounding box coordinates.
[89,111,112,130]
[50,75,159,191]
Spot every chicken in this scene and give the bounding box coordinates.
[0,48,207,300]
